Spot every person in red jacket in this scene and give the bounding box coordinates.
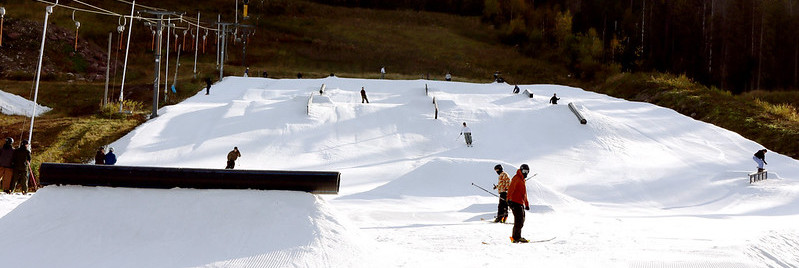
[507,164,530,243]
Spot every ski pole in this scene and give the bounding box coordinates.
[525,173,538,181]
[455,132,462,141]
[471,182,505,201]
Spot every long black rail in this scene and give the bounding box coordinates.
[39,163,340,194]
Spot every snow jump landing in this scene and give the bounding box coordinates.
[39,163,340,194]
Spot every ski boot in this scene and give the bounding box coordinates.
[510,237,529,243]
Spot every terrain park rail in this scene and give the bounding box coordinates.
[39,163,340,194]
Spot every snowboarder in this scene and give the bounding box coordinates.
[205,77,212,95]
[95,146,105,164]
[226,147,241,169]
[10,140,31,194]
[380,66,386,79]
[508,164,531,243]
[244,67,249,77]
[445,72,452,81]
[360,87,369,104]
[460,122,472,147]
[297,72,303,79]
[104,147,117,165]
[549,93,560,104]
[753,149,768,173]
[493,164,510,223]
[513,85,520,94]
[0,138,14,193]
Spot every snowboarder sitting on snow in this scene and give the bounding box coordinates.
[513,85,520,94]
[460,122,472,147]
[226,147,241,169]
[105,147,117,165]
[753,149,768,173]
[549,93,560,104]
[95,146,105,164]
[493,164,510,223]
[361,87,369,104]
[508,164,531,243]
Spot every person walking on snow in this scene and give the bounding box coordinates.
[10,140,31,194]
[508,164,531,243]
[104,147,117,165]
[0,138,14,193]
[460,122,472,147]
[493,164,510,223]
[361,87,369,103]
[226,147,241,169]
[753,149,768,173]
[95,146,105,164]
[549,93,560,104]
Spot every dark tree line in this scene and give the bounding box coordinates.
[313,0,799,93]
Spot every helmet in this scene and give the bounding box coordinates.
[4,137,12,144]
[520,164,530,177]
[494,164,503,172]
[21,139,29,146]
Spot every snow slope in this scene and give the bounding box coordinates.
[0,89,51,116]
[1,76,799,267]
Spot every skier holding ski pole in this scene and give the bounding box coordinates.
[508,164,531,243]
[493,164,510,223]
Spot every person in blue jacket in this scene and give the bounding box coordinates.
[105,147,117,165]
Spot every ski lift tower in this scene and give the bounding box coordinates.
[141,10,177,118]
[216,22,236,81]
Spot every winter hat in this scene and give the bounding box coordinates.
[494,164,503,172]
[108,147,114,152]
[21,139,29,146]
[5,137,12,144]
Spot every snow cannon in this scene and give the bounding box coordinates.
[38,163,340,194]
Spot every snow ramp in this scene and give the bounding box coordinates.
[0,186,370,268]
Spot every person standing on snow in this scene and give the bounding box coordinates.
[0,138,15,194]
[361,87,370,104]
[226,147,241,169]
[753,149,768,173]
[508,164,531,243]
[493,164,510,223]
[10,140,31,194]
[549,93,560,104]
[104,147,117,165]
[380,66,386,79]
[460,122,473,147]
[205,77,212,95]
[445,72,452,81]
[95,146,106,164]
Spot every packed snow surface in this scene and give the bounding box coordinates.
[0,89,51,116]
[2,76,799,267]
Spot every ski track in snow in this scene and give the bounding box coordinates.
[2,77,799,267]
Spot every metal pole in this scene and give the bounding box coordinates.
[169,44,181,103]
[152,15,163,118]
[29,3,55,143]
[216,14,220,70]
[119,0,136,113]
[103,32,111,106]
[193,11,200,78]
[219,24,226,81]
[164,17,171,104]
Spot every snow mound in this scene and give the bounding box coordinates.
[0,186,368,268]
[0,90,52,116]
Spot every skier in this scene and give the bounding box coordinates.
[492,164,510,223]
[460,122,472,147]
[753,149,768,173]
[549,93,560,104]
[380,66,386,79]
[205,77,212,95]
[0,138,14,193]
[95,146,105,164]
[226,147,241,169]
[104,147,117,165]
[361,87,369,103]
[10,140,31,194]
[445,72,452,81]
[508,164,531,243]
